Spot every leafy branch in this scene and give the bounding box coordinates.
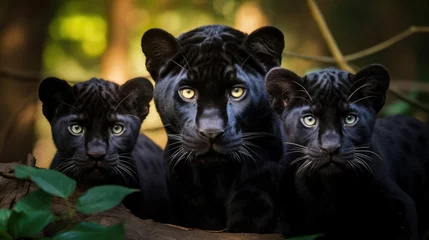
[0,164,137,240]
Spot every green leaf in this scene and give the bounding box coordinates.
[14,165,77,198]
[0,209,11,230]
[288,234,323,240]
[13,189,52,212]
[0,229,13,240]
[52,222,124,240]
[7,210,55,238]
[76,185,138,214]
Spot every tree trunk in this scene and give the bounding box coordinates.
[100,0,133,84]
[0,0,54,163]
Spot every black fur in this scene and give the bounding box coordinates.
[266,64,429,240]
[141,24,285,232]
[38,77,171,222]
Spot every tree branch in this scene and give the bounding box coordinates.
[388,86,429,112]
[306,0,354,72]
[344,26,429,61]
[282,26,429,64]
[306,0,429,113]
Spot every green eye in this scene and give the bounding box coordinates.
[111,124,125,135]
[344,114,358,125]
[69,124,84,135]
[301,115,317,127]
[230,87,246,99]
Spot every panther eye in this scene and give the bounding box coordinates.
[68,124,84,135]
[111,124,125,135]
[301,115,317,127]
[344,114,358,126]
[230,87,246,99]
[179,88,196,100]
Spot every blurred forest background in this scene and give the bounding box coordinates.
[0,0,428,168]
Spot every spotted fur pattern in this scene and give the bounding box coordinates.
[141,25,285,232]
[38,77,171,222]
[266,64,429,240]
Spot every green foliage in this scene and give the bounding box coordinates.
[0,209,11,230]
[382,90,418,117]
[14,165,77,198]
[7,210,55,238]
[289,234,322,240]
[0,165,135,239]
[51,222,125,240]
[13,189,52,212]
[76,185,138,214]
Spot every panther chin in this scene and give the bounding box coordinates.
[77,162,111,185]
[301,155,351,176]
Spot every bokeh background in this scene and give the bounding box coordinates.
[0,0,428,168]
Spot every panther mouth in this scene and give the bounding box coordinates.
[81,161,109,173]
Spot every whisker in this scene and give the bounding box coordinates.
[114,91,136,112]
[355,150,383,161]
[169,59,189,74]
[290,96,313,106]
[59,101,80,115]
[180,52,191,70]
[354,156,374,177]
[346,82,372,102]
[350,95,381,105]
[285,142,307,149]
[292,80,313,103]
[290,155,308,165]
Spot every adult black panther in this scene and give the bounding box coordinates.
[141,25,285,233]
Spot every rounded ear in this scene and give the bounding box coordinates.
[38,77,73,122]
[265,67,302,114]
[141,28,180,80]
[350,64,390,112]
[119,77,154,120]
[244,26,285,71]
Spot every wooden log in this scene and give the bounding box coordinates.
[0,155,284,240]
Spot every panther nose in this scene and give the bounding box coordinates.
[198,129,224,140]
[320,142,341,155]
[87,150,106,160]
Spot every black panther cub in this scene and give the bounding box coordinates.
[265,64,429,240]
[38,77,171,222]
[141,25,285,232]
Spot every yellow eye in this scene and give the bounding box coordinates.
[69,124,84,135]
[301,115,317,127]
[180,88,196,100]
[231,87,245,99]
[111,124,125,135]
[344,114,358,125]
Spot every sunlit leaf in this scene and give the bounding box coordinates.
[7,210,55,238]
[14,165,76,199]
[0,209,11,230]
[76,185,138,214]
[13,189,52,212]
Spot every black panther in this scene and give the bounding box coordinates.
[38,77,171,222]
[141,24,285,233]
[266,64,429,240]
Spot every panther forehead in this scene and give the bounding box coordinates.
[301,69,352,108]
[71,78,122,119]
